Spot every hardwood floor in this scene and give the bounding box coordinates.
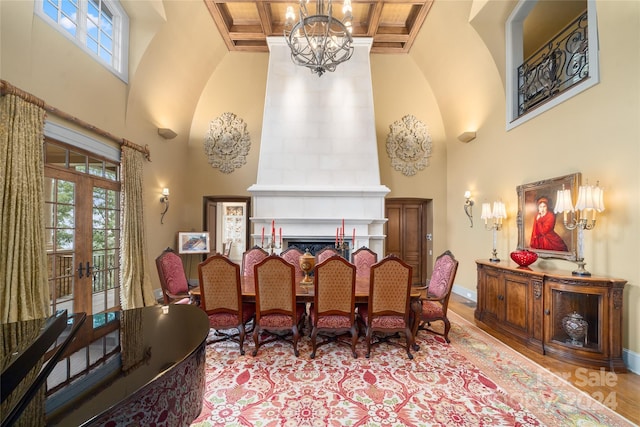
[449,293,640,425]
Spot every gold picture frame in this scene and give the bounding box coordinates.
[516,173,581,261]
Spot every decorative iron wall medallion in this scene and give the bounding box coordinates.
[386,115,432,176]
[204,112,251,174]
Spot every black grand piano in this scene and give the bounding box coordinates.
[1,304,209,426]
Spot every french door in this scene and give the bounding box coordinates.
[44,141,121,316]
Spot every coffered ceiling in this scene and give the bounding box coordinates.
[203,0,434,54]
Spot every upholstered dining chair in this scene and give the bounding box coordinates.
[351,246,378,280]
[197,254,256,355]
[279,246,305,278]
[252,255,305,357]
[413,250,459,343]
[155,248,192,304]
[316,246,340,264]
[241,246,269,276]
[360,255,415,359]
[309,255,358,359]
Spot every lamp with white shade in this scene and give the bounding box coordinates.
[553,181,605,276]
[481,201,507,262]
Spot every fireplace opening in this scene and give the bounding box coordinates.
[285,238,351,259]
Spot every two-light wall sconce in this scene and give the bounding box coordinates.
[160,188,170,224]
[464,191,474,227]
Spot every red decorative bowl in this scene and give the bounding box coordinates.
[510,250,538,268]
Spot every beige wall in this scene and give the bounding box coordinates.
[1,0,638,360]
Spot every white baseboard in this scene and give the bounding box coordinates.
[452,284,476,302]
[623,348,640,374]
[451,285,639,374]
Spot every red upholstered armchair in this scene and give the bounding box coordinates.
[413,250,459,343]
[155,248,192,304]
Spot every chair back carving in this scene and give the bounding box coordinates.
[351,246,378,279]
[241,246,268,276]
[155,248,190,304]
[316,246,340,264]
[280,246,304,277]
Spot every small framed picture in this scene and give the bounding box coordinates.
[178,232,210,254]
[516,173,581,261]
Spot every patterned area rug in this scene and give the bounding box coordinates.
[191,311,632,426]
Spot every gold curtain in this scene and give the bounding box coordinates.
[120,146,156,309]
[0,94,50,323]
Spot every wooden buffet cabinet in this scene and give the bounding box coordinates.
[475,260,627,372]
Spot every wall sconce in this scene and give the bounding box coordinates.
[160,188,170,224]
[481,201,507,262]
[458,131,477,143]
[464,191,474,227]
[553,181,604,276]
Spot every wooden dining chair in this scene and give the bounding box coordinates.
[309,255,358,358]
[280,246,304,278]
[241,245,269,276]
[198,254,256,354]
[351,246,378,280]
[413,250,459,343]
[252,255,305,356]
[316,246,340,264]
[155,248,192,304]
[360,255,415,359]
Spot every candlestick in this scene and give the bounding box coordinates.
[261,227,265,246]
[352,228,356,248]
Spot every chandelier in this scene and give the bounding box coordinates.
[284,0,354,76]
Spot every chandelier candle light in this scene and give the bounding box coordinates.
[481,201,507,263]
[284,0,354,76]
[553,181,605,276]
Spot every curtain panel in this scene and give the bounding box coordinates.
[120,146,156,309]
[0,94,50,323]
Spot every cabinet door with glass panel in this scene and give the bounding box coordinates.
[45,140,121,315]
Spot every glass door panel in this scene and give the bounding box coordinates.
[91,186,121,314]
[45,176,76,314]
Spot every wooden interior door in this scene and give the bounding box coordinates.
[385,198,430,285]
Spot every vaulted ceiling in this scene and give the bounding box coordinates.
[203,0,434,54]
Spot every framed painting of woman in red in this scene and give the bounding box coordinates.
[516,173,580,261]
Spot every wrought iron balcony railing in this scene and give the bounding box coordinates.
[518,11,589,116]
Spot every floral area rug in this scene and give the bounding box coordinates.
[191,311,633,427]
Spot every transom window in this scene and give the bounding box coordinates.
[35,0,129,82]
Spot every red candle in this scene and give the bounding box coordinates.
[342,219,345,236]
[336,228,339,246]
[261,227,264,246]
[279,227,282,246]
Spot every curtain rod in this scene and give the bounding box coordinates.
[1,79,151,161]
